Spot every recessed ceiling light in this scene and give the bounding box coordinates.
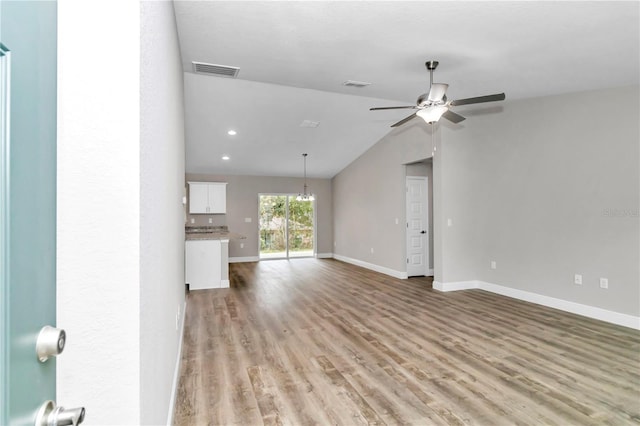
[222,155,230,161]
[299,120,320,128]
[342,80,371,88]
[227,130,237,136]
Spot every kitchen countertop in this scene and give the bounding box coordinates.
[185,226,246,241]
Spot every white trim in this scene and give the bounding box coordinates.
[433,280,479,292]
[433,280,640,330]
[333,254,408,279]
[315,252,333,259]
[220,279,230,288]
[229,256,259,263]
[167,300,187,425]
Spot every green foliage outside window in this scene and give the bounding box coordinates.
[259,195,314,254]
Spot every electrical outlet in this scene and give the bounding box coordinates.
[240,243,244,249]
[245,217,252,223]
[370,247,374,254]
[208,218,213,224]
[190,218,195,224]
[490,261,497,270]
[600,278,609,289]
[447,218,453,227]
[574,274,583,285]
[395,218,399,225]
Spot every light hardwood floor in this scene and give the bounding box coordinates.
[174,259,640,425]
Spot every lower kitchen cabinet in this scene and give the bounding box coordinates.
[185,239,229,289]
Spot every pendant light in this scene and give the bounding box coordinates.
[296,153,315,201]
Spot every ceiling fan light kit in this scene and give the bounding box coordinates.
[416,105,448,124]
[370,60,506,126]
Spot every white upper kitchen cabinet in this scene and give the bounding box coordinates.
[188,182,227,214]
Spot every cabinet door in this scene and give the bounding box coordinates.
[185,240,222,289]
[208,183,226,214]
[189,183,209,214]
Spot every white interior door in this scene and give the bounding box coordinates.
[406,176,429,277]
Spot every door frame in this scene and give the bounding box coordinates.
[0,41,11,426]
[405,176,429,277]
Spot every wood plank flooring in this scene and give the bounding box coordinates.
[174,259,640,425]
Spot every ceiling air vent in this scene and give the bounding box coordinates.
[342,80,371,88]
[192,61,240,78]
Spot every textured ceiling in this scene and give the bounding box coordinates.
[174,1,639,178]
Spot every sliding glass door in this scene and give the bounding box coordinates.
[259,194,314,259]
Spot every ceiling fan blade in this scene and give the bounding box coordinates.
[450,93,505,107]
[370,106,417,111]
[427,83,448,102]
[442,110,466,123]
[391,113,418,127]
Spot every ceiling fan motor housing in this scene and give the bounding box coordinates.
[425,60,439,71]
[417,93,430,107]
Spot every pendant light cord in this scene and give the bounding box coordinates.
[303,153,308,195]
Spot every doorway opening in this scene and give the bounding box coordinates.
[259,194,315,259]
[405,159,434,277]
[406,176,429,277]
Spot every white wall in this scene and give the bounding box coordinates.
[435,86,639,318]
[140,1,186,424]
[57,1,141,423]
[333,85,638,325]
[57,1,186,424]
[332,124,433,276]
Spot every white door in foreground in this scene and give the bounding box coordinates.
[406,176,428,277]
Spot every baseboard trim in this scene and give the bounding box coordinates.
[433,280,479,292]
[167,300,187,425]
[229,256,260,263]
[221,279,230,288]
[433,280,640,330]
[315,252,333,259]
[333,254,408,279]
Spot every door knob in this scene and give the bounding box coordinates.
[35,401,85,426]
[36,326,66,362]
[420,230,426,234]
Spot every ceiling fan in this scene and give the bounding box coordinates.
[370,60,505,127]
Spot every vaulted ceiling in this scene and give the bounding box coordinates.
[173,1,639,178]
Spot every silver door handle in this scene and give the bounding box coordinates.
[36,401,85,426]
[36,326,66,362]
